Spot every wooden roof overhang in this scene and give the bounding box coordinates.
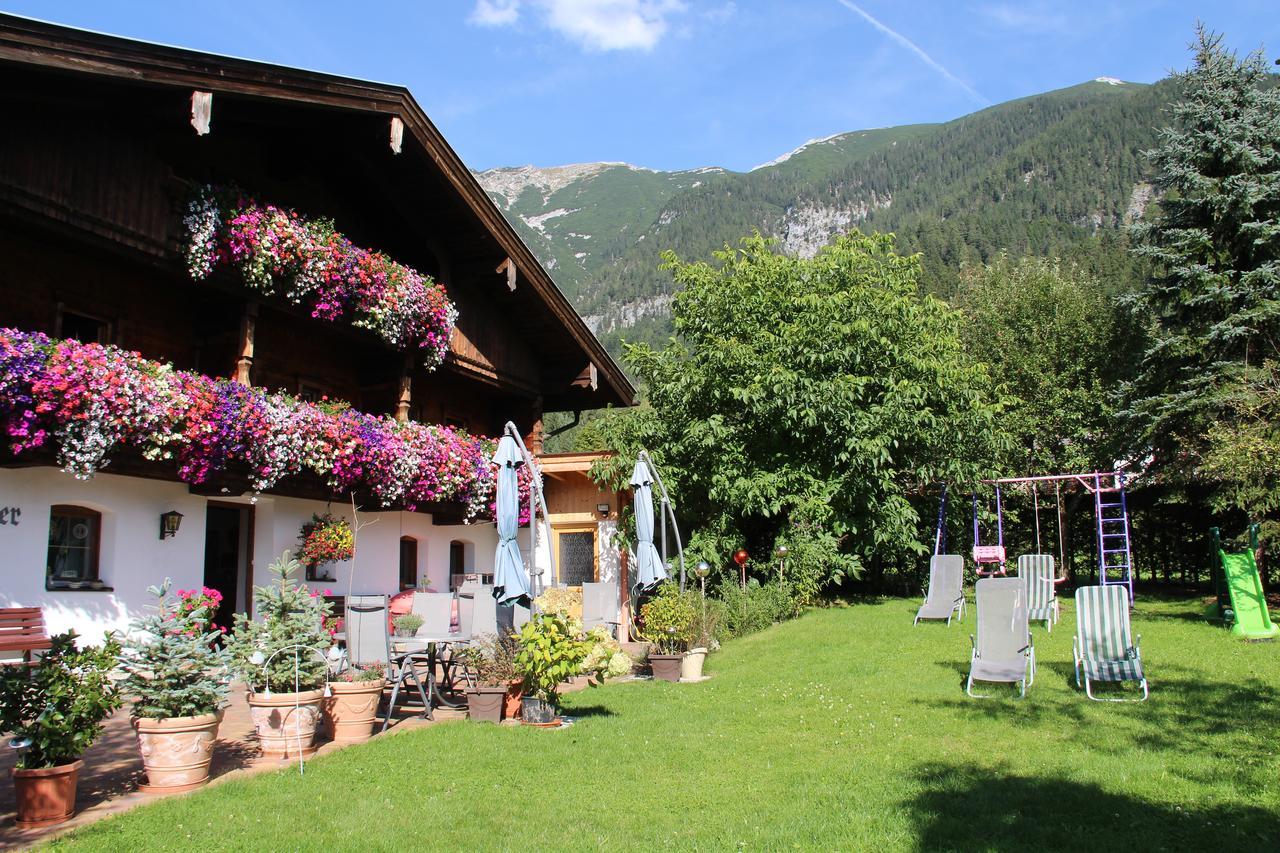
[0,13,635,413]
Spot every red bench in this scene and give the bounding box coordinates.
[0,607,53,665]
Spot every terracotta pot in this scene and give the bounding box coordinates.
[649,653,684,683]
[680,648,708,681]
[133,710,223,794]
[520,695,559,726]
[246,689,324,758]
[12,760,82,829]
[503,681,523,720]
[322,679,386,744]
[466,686,507,723]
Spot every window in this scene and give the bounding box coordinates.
[46,505,104,590]
[399,536,419,590]
[58,309,111,344]
[297,382,330,404]
[557,529,597,587]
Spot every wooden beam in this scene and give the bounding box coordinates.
[235,302,257,385]
[495,257,516,291]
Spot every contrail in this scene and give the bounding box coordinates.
[835,0,990,105]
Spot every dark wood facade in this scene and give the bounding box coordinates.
[0,14,632,453]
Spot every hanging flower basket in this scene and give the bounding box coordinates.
[297,514,354,581]
[183,185,458,366]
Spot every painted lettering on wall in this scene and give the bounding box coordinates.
[0,506,20,526]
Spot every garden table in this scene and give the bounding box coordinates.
[392,635,469,710]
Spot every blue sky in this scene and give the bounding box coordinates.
[3,1,1276,172]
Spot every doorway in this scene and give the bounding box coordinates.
[202,503,253,631]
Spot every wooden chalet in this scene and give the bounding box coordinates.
[0,14,635,640]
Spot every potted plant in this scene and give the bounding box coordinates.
[297,512,353,582]
[119,580,230,794]
[321,664,386,744]
[639,583,696,682]
[681,591,719,682]
[0,632,121,828]
[456,633,518,723]
[392,613,423,638]
[225,551,334,759]
[513,613,594,726]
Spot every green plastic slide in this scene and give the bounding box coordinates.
[1213,525,1279,640]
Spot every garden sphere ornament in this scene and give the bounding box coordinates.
[733,548,749,590]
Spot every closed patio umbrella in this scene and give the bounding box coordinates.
[492,434,530,607]
[630,458,668,592]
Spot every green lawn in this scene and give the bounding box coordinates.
[52,594,1279,851]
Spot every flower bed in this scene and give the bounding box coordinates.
[184,186,457,365]
[0,328,535,521]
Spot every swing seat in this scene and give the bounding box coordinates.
[972,545,1006,564]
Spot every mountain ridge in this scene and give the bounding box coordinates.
[474,77,1161,351]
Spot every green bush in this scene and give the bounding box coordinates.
[714,581,803,640]
[638,582,696,653]
[0,632,122,768]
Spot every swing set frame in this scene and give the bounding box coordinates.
[936,471,1131,584]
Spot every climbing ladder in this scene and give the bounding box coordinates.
[1093,472,1134,602]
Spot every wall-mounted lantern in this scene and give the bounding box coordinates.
[596,502,610,517]
[159,510,184,540]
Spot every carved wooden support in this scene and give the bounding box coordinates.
[235,302,258,385]
[396,354,414,423]
[571,362,598,392]
[496,257,516,292]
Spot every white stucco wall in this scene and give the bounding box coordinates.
[0,467,497,643]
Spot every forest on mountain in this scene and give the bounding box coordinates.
[556,28,1280,599]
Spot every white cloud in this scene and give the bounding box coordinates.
[468,0,686,51]
[835,0,989,105]
[470,0,522,27]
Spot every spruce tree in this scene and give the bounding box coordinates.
[224,551,333,693]
[119,580,229,719]
[1124,26,1280,469]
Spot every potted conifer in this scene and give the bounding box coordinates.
[120,580,230,793]
[0,632,121,828]
[225,551,334,759]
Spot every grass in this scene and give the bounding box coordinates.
[51,593,1279,851]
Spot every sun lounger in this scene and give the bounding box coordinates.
[1073,584,1148,702]
[1017,554,1060,630]
[915,555,966,625]
[967,577,1035,698]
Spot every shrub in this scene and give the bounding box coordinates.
[581,626,634,679]
[331,663,385,683]
[638,582,697,653]
[514,613,595,709]
[392,614,424,637]
[533,587,582,619]
[457,632,520,687]
[0,632,122,768]
[714,581,803,640]
[119,579,229,719]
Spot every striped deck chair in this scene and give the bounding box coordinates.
[967,577,1035,698]
[1017,554,1060,630]
[1073,585,1148,702]
[915,555,965,625]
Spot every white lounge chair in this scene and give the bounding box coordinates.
[915,555,966,625]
